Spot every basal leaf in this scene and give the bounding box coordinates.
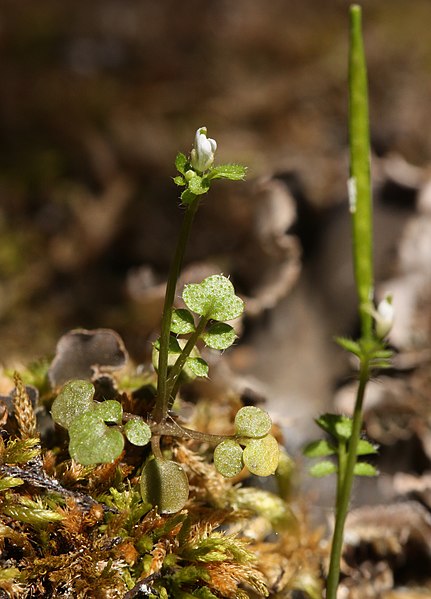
[124,419,152,447]
[234,406,272,439]
[51,379,95,430]
[93,400,123,424]
[242,434,279,476]
[140,458,189,514]
[213,440,243,478]
[68,412,124,465]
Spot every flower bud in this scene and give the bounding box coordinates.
[190,127,217,173]
[375,295,394,339]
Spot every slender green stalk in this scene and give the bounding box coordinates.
[165,314,209,407]
[326,359,369,599]
[348,4,373,340]
[153,197,199,422]
[326,6,374,596]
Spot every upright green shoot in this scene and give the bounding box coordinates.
[303,6,393,598]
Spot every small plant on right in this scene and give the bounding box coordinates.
[303,5,394,598]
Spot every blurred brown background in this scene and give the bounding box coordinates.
[1,0,430,370]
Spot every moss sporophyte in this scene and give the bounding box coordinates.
[50,128,279,516]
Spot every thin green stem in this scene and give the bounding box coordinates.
[336,440,347,509]
[165,315,209,408]
[326,358,369,599]
[153,197,199,423]
[349,4,373,340]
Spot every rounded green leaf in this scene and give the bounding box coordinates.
[183,275,244,322]
[124,419,152,447]
[214,440,244,478]
[140,458,189,514]
[186,357,208,378]
[171,309,195,334]
[68,412,124,465]
[234,406,272,439]
[51,379,95,429]
[202,322,237,350]
[309,460,337,478]
[242,434,279,476]
[93,400,123,424]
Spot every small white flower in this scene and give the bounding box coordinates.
[190,127,217,173]
[375,295,394,339]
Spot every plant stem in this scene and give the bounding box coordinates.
[326,358,369,599]
[326,6,374,596]
[153,197,199,423]
[349,4,373,340]
[165,314,209,408]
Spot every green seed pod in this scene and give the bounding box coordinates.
[214,439,244,478]
[234,406,272,438]
[140,458,189,514]
[242,434,280,477]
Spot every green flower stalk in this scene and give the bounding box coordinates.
[325,6,380,597]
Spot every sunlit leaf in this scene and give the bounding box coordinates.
[183,275,244,321]
[171,309,195,334]
[242,434,279,476]
[235,406,272,439]
[51,379,94,430]
[213,440,243,478]
[202,322,237,350]
[68,412,124,465]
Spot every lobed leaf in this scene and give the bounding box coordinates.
[183,275,244,322]
[68,412,124,465]
[51,379,95,430]
[93,400,123,424]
